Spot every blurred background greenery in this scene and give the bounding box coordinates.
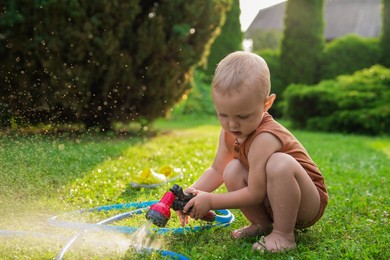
[1,0,389,135]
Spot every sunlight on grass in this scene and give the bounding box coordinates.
[62,125,221,208]
[369,140,390,158]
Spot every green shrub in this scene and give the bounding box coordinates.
[284,65,390,135]
[203,0,243,77]
[320,34,381,79]
[279,0,325,85]
[257,49,284,117]
[0,0,231,129]
[258,49,282,95]
[380,0,390,67]
[169,70,215,118]
[247,29,282,52]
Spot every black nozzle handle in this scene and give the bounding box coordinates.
[169,184,216,222]
[170,184,195,211]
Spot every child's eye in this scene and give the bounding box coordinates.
[238,115,249,119]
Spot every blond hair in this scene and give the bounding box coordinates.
[212,51,271,100]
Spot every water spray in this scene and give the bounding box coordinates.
[2,189,235,259]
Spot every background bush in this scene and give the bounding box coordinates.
[381,0,390,67]
[279,0,325,86]
[257,34,382,119]
[284,65,390,135]
[203,0,243,77]
[257,49,284,117]
[0,0,231,129]
[169,70,215,118]
[247,30,282,52]
[171,0,243,119]
[320,34,381,80]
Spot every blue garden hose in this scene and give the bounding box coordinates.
[50,200,234,234]
[50,200,235,259]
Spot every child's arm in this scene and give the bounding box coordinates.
[187,130,233,193]
[177,130,232,225]
[183,132,282,219]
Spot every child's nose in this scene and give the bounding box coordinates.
[229,119,239,129]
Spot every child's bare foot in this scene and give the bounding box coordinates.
[231,224,270,239]
[252,230,296,252]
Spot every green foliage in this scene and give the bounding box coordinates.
[0,0,231,129]
[203,0,243,77]
[170,70,215,119]
[248,29,282,52]
[171,0,242,119]
[381,0,390,67]
[321,34,381,79]
[280,0,325,85]
[256,49,284,117]
[257,35,381,120]
[284,65,390,135]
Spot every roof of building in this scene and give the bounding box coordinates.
[246,0,381,40]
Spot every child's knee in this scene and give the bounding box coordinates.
[223,159,247,189]
[266,153,296,180]
[223,159,243,181]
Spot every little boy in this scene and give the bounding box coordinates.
[179,51,328,252]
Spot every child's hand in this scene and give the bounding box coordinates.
[183,190,212,220]
[174,187,197,226]
[176,210,189,226]
[183,187,197,195]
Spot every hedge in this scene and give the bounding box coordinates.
[0,0,231,129]
[320,34,381,80]
[284,65,390,135]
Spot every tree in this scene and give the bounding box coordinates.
[0,0,231,129]
[279,0,325,86]
[248,29,282,52]
[203,0,243,77]
[381,0,390,67]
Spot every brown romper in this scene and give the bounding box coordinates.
[224,112,328,228]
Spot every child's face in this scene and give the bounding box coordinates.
[213,87,268,141]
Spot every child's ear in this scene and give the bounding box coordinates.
[264,94,276,112]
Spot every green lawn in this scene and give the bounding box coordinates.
[0,119,389,259]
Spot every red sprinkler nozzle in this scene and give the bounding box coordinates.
[145,184,217,227]
[145,191,175,227]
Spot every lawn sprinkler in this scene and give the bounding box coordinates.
[145,184,216,227]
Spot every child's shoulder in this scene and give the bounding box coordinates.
[251,114,297,148]
[258,113,293,135]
